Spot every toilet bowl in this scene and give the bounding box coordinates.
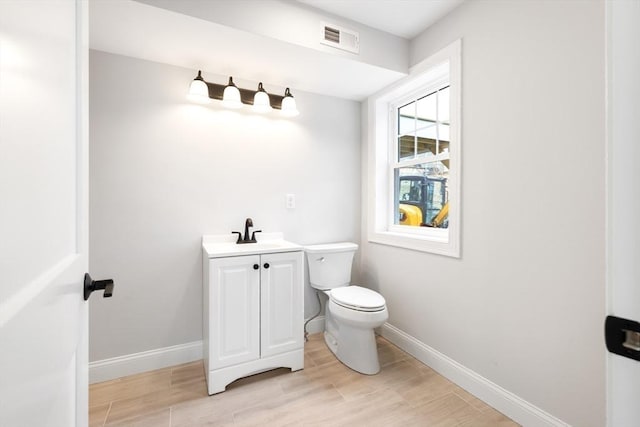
[305,243,388,375]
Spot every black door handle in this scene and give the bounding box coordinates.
[606,315,640,361]
[263,263,270,269]
[253,264,259,270]
[84,273,114,301]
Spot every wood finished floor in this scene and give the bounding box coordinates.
[89,334,519,426]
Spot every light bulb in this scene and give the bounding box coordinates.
[221,76,243,109]
[252,82,272,113]
[187,70,210,104]
[280,88,299,117]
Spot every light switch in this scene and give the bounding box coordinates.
[286,194,296,209]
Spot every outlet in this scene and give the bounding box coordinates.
[286,194,296,209]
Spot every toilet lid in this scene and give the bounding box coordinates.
[330,286,386,312]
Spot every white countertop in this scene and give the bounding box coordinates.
[202,232,302,258]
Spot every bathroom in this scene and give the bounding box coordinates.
[2,0,638,426]
[88,1,604,425]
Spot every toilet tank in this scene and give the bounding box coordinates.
[305,242,358,290]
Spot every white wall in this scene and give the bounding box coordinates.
[135,0,409,75]
[607,1,640,425]
[89,50,361,362]
[362,1,605,426]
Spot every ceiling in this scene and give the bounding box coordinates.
[90,0,463,100]
[297,0,464,39]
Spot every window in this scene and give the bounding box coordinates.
[367,40,461,257]
[393,85,450,229]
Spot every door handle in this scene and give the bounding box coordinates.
[605,315,640,361]
[84,273,114,301]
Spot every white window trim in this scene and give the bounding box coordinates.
[366,40,461,257]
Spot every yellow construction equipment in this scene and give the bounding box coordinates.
[429,202,449,228]
[397,175,449,228]
[399,204,422,226]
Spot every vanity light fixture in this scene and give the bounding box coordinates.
[221,77,243,109]
[187,70,210,104]
[281,88,299,117]
[252,83,273,113]
[187,70,299,117]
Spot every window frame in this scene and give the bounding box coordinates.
[366,40,461,257]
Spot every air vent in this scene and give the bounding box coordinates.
[324,26,340,44]
[320,21,359,54]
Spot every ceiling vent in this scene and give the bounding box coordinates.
[320,22,359,54]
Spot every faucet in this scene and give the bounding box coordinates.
[232,218,262,244]
[243,218,253,242]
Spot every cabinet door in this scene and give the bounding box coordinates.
[209,255,260,369]
[260,251,304,358]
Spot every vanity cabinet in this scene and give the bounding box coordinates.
[203,247,304,395]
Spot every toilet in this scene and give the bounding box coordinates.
[305,242,388,375]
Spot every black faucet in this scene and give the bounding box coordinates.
[232,218,262,244]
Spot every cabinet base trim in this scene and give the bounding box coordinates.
[207,349,304,395]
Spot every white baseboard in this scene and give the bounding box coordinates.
[90,317,325,385]
[380,323,569,427]
[89,341,203,384]
[305,315,325,336]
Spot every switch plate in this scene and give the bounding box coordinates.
[286,194,296,209]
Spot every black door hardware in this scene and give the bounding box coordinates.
[264,263,270,269]
[253,264,260,270]
[605,315,640,361]
[84,273,114,301]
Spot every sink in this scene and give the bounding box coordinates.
[202,233,302,258]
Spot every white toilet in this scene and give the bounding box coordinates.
[305,242,388,375]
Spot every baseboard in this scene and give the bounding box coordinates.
[304,315,325,336]
[90,318,325,385]
[89,341,203,384]
[380,323,569,427]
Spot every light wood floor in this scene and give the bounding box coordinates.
[89,334,519,426]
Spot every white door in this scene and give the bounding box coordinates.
[209,255,260,369]
[260,252,303,358]
[607,1,640,426]
[0,1,89,426]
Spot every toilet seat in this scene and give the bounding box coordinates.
[330,286,386,312]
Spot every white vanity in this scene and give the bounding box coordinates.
[202,233,304,395]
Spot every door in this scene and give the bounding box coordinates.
[209,256,260,369]
[260,252,304,358]
[607,1,640,426]
[0,1,89,425]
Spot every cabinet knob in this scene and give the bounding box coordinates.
[253,264,259,270]
[263,263,270,269]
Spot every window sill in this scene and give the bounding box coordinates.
[368,230,460,258]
